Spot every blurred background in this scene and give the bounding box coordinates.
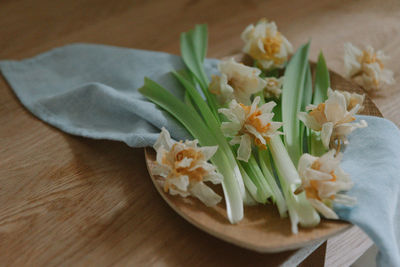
[1,0,398,123]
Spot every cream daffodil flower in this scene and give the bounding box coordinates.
[218,96,282,162]
[209,58,266,105]
[152,128,223,207]
[241,18,293,70]
[264,76,283,98]
[298,88,367,149]
[297,150,356,219]
[344,43,394,91]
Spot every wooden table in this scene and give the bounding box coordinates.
[1,0,398,266]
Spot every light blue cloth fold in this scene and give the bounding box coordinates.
[336,115,400,267]
[1,44,399,267]
[0,44,220,146]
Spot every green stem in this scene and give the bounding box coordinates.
[268,135,320,233]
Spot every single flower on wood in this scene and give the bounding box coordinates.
[344,43,394,91]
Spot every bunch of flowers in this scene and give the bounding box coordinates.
[140,19,391,233]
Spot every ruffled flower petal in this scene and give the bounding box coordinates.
[203,172,224,185]
[309,199,339,219]
[321,122,334,149]
[199,146,218,161]
[154,127,174,151]
[333,194,357,205]
[324,91,347,123]
[298,112,321,131]
[344,42,363,78]
[152,163,171,177]
[190,182,223,207]
[237,134,252,162]
[175,157,193,168]
[329,88,365,112]
[170,175,190,192]
[209,74,234,104]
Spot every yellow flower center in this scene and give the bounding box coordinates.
[263,34,282,57]
[311,160,321,170]
[249,32,285,65]
[362,50,385,86]
[161,143,207,192]
[304,160,337,200]
[266,79,279,88]
[362,50,384,69]
[239,103,270,149]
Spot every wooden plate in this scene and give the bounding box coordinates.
[144,62,382,253]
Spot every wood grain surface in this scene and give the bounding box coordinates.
[0,0,399,266]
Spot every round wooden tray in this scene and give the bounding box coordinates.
[144,64,382,253]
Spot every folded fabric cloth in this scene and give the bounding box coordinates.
[0,44,210,147]
[1,44,399,267]
[336,115,400,267]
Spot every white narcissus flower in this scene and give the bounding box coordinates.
[264,76,283,98]
[241,18,293,70]
[298,88,367,149]
[297,150,356,219]
[344,43,394,91]
[218,96,282,162]
[209,58,266,105]
[152,128,223,207]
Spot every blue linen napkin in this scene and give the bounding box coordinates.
[335,115,400,267]
[1,44,399,267]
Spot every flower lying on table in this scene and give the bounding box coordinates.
[241,18,293,70]
[219,96,282,162]
[152,127,223,207]
[297,150,356,219]
[298,88,368,149]
[344,43,395,91]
